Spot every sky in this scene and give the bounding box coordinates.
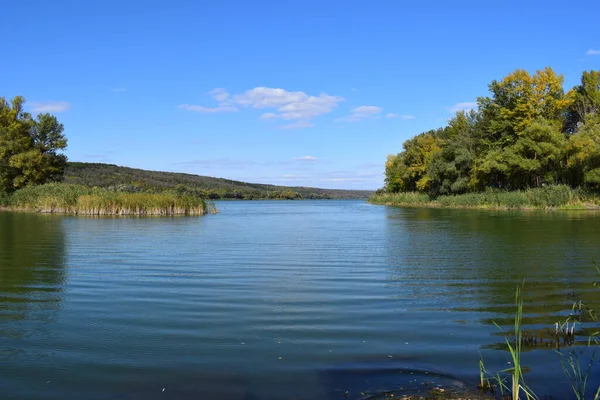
[2,0,600,190]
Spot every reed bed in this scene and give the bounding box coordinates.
[370,185,600,210]
[7,183,209,215]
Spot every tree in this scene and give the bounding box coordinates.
[566,70,600,133]
[428,111,482,196]
[567,115,600,188]
[384,130,441,193]
[0,96,68,193]
[478,67,572,144]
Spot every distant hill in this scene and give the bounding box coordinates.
[64,162,374,200]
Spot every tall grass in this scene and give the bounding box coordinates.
[368,192,432,206]
[370,185,600,210]
[481,268,600,400]
[7,183,209,215]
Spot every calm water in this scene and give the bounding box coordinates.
[1,201,600,400]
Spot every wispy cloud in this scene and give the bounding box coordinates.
[586,49,600,56]
[386,113,415,120]
[173,158,256,169]
[448,101,477,113]
[209,88,230,102]
[337,105,383,122]
[293,156,317,161]
[281,174,309,181]
[181,87,343,129]
[178,104,238,113]
[29,101,70,113]
[110,87,128,93]
[280,120,315,130]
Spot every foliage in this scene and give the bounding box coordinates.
[0,96,67,194]
[381,68,600,197]
[64,162,373,200]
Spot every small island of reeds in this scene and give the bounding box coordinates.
[1,183,213,216]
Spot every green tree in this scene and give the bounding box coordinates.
[0,96,68,193]
[428,111,483,195]
[566,70,600,133]
[567,115,600,188]
[478,67,571,144]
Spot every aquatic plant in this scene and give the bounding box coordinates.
[7,183,210,215]
[480,266,600,400]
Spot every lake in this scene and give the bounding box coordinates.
[1,200,600,399]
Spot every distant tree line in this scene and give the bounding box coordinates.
[65,162,373,200]
[384,68,600,196]
[0,96,68,194]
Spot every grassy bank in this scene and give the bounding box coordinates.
[2,183,213,216]
[369,185,600,210]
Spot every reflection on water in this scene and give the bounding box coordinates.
[0,203,599,399]
[0,212,66,345]
[385,207,600,399]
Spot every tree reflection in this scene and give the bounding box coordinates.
[0,212,66,340]
[384,207,600,328]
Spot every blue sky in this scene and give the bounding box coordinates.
[2,0,599,190]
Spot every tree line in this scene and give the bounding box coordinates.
[0,96,68,194]
[384,68,600,196]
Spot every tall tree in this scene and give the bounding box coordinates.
[428,111,482,195]
[566,70,600,133]
[0,96,68,193]
[567,115,600,188]
[478,67,571,144]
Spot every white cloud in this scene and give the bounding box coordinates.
[337,105,383,122]
[209,88,230,102]
[234,87,343,120]
[29,101,70,113]
[449,102,477,112]
[110,87,128,93]
[178,104,238,113]
[280,120,315,130]
[181,87,343,128]
[293,156,317,161]
[586,49,600,56]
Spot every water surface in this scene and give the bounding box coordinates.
[1,201,599,399]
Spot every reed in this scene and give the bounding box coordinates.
[7,183,209,215]
[370,185,600,210]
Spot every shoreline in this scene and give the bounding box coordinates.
[0,206,208,216]
[368,200,600,212]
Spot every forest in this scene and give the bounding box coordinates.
[383,68,600,199]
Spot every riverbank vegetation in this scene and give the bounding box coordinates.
[0,96,211,215]
[2,183,212,215]
[370,185,600,210]
[374,68,600,210]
